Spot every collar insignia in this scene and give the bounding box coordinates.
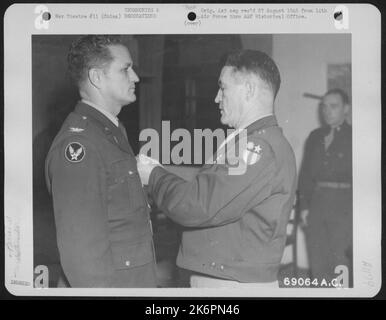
[69,127,84,133]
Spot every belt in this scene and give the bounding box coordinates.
[190,275,279,288]
[317,181,351,189]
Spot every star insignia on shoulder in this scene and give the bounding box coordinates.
[243,141,262,165]
[247,141,262,154]
[64,142,86,163]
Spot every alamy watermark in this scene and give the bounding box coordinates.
[139,121,252,175]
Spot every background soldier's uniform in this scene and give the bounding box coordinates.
[45,102,157,288]
[298,121,352,285]
[148,116,297,283]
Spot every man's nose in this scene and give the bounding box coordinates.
[215,90,221,103]
[130,69,140,83]
[324,106,332,115]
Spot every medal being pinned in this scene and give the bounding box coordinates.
[65,142,85,163]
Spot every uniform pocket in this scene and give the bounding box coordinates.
[107,158,146,214]
[111,240,154,270]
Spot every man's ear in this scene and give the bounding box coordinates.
[88,68,103,89]
[245,79,256,101]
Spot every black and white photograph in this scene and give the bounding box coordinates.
[4,3,381,297]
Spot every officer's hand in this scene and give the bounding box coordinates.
[136,154,161,185]
[300,209,309,228]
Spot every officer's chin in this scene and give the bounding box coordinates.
[220,115,230,127]
[325,119,337,127]
[125,94,136,105]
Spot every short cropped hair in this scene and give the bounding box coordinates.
[225,50,281,98]
[67,35,122,85]
[324,88,350,105]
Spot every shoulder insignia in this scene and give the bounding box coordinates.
[69,127,84,133]
[64,142,86,163]
[242,141,262,165]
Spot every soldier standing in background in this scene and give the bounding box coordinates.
[298,88,352,287]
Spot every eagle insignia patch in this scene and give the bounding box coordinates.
[65,142,85,163]
[242,141,262,165]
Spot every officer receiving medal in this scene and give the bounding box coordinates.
[45,35,157,287]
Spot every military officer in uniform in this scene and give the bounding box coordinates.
[138,50,297,287]
[298,89,352,287]
[45,35,157,287]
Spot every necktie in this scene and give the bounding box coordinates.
[117,121,135,156]
[324,127,335,150]
[118,121,128,141]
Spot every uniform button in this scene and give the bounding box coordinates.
[82,116,87,120]
[125,260,131,267]
[128,170,133,175]
[211,262,216,268]
[105,127,109,131]
[220,265,224,271]
[147,203,151,209]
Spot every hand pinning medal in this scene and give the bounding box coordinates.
[65,142,85,163]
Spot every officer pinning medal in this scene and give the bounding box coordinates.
[137,50,297,288]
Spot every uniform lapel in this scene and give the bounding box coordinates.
[74,102,134,156]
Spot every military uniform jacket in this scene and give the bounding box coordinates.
[149,116,297,282]
[45,102,156,287]
[298,121,352,211]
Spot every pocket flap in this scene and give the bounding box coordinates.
[111,240,154,270]
[108,158,138,184]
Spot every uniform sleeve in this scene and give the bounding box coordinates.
[46,136,115,287]
[148,138,276,228]
[298,132,317,211]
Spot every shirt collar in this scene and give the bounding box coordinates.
[246,114,278,134]
[239,113,274,130]
[81,99,119,127]
[216,114,277,153]
[327,120,351,134]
